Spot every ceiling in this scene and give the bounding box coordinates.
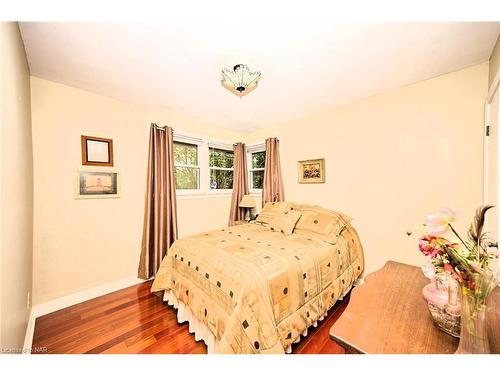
[19,22,500,132]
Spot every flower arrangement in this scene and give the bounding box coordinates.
[418,206,499,353]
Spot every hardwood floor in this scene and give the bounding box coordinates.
[32,281,348,354]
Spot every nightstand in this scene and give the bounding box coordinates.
[329,261,500,353]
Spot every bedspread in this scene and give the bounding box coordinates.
[151,222,364,353]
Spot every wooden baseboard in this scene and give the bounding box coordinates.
[22,310,36,353]
[23,276,145,353]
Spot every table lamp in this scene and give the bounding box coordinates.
[239,195,257,221]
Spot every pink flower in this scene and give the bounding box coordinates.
[440,207,460,222]
[444,263,462,282]
[461,272,476,290]
[424,215,449,235]
[419,235,442,258]
[444,263,454,273]
[469,262,483,273]
[424,207,459,235]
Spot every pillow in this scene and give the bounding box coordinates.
[255,202,293,225]
[294,205,352,244]
[268,210,302,236]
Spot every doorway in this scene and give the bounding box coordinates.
[485,75,500,241]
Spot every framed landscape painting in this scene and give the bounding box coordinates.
[298,158,325,184]
[76,170,120,199]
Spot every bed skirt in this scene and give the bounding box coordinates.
[163,287,351,354]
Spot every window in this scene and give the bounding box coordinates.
[173,141,200,190]
[209,147,234,189]
[250,150,265,190]
[172,132,264,196]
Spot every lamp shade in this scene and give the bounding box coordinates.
[221,64,261,97]
[239,195,256,208]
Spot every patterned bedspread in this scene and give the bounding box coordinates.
[151,222,364,354]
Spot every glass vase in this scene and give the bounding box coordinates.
[455,269,500,354]
[455,289,489,354]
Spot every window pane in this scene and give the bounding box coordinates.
[175,166,199,189]
[251,170,264,189]
[210,169,233,189]
[209,148,234,168]
[174,141,198,166]
[252,151,265,169]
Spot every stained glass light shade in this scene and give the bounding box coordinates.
[221,64,261,97]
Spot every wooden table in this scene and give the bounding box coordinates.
[329,261,500,354]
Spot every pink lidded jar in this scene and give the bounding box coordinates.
[422,271,461,337]
[422,272,449,309]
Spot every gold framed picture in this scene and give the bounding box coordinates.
[298,158,325,184]
[75,170,120,199]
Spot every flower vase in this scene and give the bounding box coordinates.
[455,270,500,354]
[455,288,489,353]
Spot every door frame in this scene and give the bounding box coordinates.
[484,66,500,237]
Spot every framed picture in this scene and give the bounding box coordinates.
[298,158,325,184]
[81,135,114,166]
[76,170,120,199]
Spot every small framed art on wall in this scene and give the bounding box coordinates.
[75,170,120,199]
[298,158,325,184]
[81,135,114,167]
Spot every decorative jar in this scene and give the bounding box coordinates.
[422,272,461,337]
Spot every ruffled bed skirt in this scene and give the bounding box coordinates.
[163,290,343,354]
[163,290,219,353]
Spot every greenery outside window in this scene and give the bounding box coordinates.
[173,141,200,190]
[172,134,265,196]
[209,147,234,190]
[250,150,265,190]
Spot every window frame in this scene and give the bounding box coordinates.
[173,136,203,195]
[173,132,234,197]
[208,143,234,193]
[247,143,266,194]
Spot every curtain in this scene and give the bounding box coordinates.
[138,124,178,279]
[228,142,249,226]
[262,137,285,206]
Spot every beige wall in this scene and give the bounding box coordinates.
[489,34,500,90]
[30,63,489,303]
[245,63,489,275]
[31,77,243,304]
[0,22,33,349]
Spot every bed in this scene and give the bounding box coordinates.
[151,202,364,354]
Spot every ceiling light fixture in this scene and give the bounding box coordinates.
[221,64,261,98]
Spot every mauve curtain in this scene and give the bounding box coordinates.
[228,143,249,226]
[138,124,178,279]
[262,137,285,206]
